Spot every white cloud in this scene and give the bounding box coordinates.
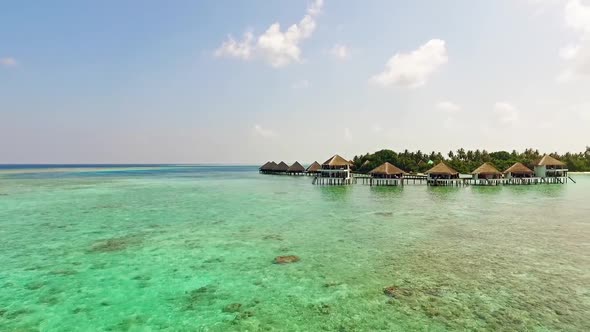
[559,44,580,60]
[0,57,17,67]
[291,79,310,89]
[254,124,276,137]
[564,0,590,35]
[436,101,461,113]
[370,39,448,88]
[494,102,520,124]
[215,0,323,68]
[330,44,350,60]
[214,32,254,60]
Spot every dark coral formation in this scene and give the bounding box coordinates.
[383,286,413,298]
[273,255,300,264]
[375,212,393,217]
[184,285,219,311]
[223,303,242,313]
[89,235,142,253]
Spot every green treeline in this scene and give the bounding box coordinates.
[352,147,590,174]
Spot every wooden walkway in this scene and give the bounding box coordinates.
[356,175,428,186]
[312,177,356,185]
[427,176,573,186]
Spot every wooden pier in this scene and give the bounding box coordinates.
[426,176,573,186]
[312,176,356,185]
[261,155,575,187]
[357,174,428,186]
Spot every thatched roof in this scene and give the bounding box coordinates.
[287,161,305,173]
[269,161,278,170]
[471,162,501,175]
[426,162,458,175]
[535,155,565,166]
[275,161,289,172]
[369,162,407,176]
[322,154,350,167]
[306,161,321,172]
[259,161,272,171]
[503,162,533,174]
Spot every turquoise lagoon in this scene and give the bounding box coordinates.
[0,166,589,331]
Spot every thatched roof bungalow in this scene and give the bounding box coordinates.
[260,161,278,174]
[322,155,351,170]
[259,161,272,173]
[369,162,407,179]
[534,155,567,177]
[275,161,289,173]
[426,162,459,179]
[471,162,502,179]
[319,154,352,180]
[503,162,533,178]
[286,161,305,174]
[306,161,321,174]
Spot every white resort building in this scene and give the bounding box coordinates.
[534,155,568,178]
[314,154,353,185]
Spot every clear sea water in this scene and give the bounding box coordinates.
[0,165,589,331]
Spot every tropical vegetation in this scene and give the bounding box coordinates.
[352,147,590,174]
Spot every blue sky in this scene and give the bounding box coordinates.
[1,0,589,163]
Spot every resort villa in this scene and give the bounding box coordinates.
[503,162,534,179]
[534,155,568,178]
[369,162,407,179]
[426,162,459,180]
[306,161,321,175]
[259,161,278,174]
[471,162,502,179]
[259,153,573,185]
[367,162,408,186]
[275,161,289,173]
[314,154,353,185]
[286,161,306,175]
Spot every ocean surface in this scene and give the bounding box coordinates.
[0,165,589,331]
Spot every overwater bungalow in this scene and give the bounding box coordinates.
[259,161,272,174]
[503,162,533,179]
[426,162,459,186]
[260,161,279,174]
[268,161,278,173]
[306,161,321,175]
[313,154,354,185]
[534,155,567,178]
[367,162,407,186]
[286,161,305,175]
[426,162,459,180]
[275,161,289,173]
[369,162,407,179]
[471,162,502,179]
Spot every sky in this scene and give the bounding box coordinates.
[1,0,589,164]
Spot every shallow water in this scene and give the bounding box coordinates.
[0,166,589,331]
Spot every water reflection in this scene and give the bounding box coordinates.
[504,183,566,199]
[368,186,404,203]
[426,186,461,203]
[318,185,352,202]
[469,186,503,196]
